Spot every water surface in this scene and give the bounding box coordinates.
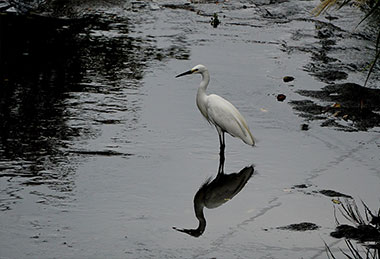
[1,0,379,258]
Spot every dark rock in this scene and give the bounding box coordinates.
[283,76,294,82]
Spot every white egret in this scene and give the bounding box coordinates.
[176,64,255,156]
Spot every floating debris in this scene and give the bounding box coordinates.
[301,123,309,131]
[291,184,310,189]
[319,189,352,198]
[332,199,341,204]
[277,94,286,102]
[210,13,221,28]
[331,103,341,109]
[283,76,295,82]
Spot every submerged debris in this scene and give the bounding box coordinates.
[277,222,320,231]
[290,83,380,131]
[292,184,310,189]
[210,12,221,28]
[319,189,352,198]
[300,123,309,130]
[290,184,356,200]
[313,70,348,82]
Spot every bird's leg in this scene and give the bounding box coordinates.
[218,132,225,164]
[218,149,225,175]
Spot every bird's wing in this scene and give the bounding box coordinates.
[206,94,254,145]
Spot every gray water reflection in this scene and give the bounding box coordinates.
[0,9,189,211]
[0,14,86,212]
[0,14,83,162]
[174,155,254,237]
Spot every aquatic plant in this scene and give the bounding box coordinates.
[325,199,380,258]
[325,239,379,259]
[313,0,380,86]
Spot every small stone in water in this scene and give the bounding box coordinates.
[283,76,294,82]
[301,124,309,131]
[277,94,286,102]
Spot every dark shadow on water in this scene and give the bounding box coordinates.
[290,83,380,131]
[0,13,95,211]
[173,155,255,237]
[0,11,188,165]
[0,13,90,179]
[277,12,380,132]
[0,9,190,210]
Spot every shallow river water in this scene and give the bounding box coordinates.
[1,0,380,258]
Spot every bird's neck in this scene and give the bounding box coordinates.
[196,71,210,120]
[195,201,206,235]
[199,70,210,91]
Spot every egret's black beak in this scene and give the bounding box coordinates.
[175,70,193,78]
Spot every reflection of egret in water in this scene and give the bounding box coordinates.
[173,157,255,237]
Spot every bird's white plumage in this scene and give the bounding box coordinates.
[206,94,254,145]
[176,64,255,148]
